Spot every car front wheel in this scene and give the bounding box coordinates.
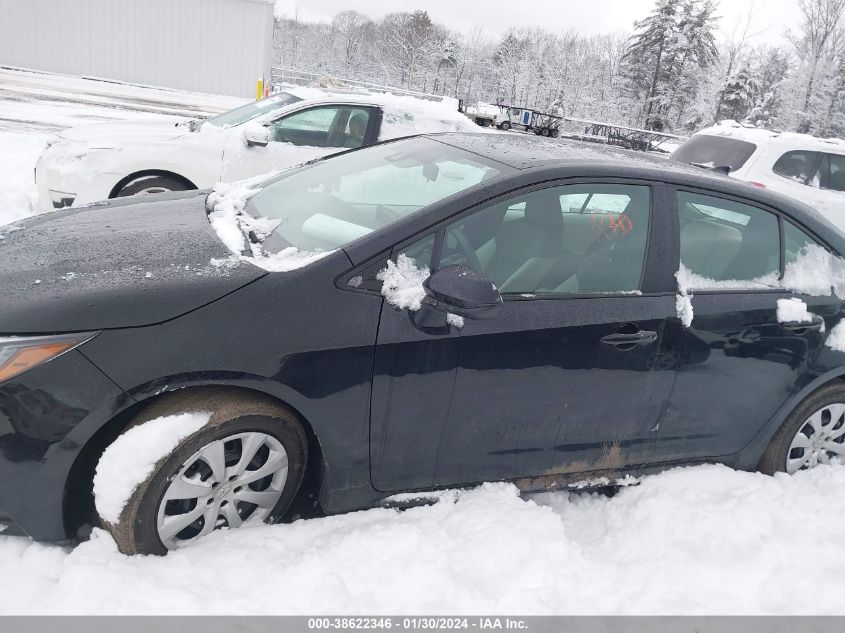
[758,383,845,474]
[98,392,307,555]
[114,175,191,198]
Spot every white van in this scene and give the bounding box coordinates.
[670,122,845,229]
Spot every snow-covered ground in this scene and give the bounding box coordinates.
[1,465,844,614]
[2,68,845,615]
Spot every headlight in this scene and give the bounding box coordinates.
[0,333,97,384]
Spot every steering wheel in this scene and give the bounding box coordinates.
[450,227,484,272]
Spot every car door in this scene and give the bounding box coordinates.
[220,104,381,181]
[370,181,681,492]
[657,188,840,460]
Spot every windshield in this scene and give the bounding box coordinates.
[203,92,302,128]
[670,134,757,172]
[247,137,506,253]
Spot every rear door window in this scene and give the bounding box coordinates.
[820,153,845,192]
[670,135,757,172]
[772,151,822,187]
[784,221,824,265]
[678,191,780,284]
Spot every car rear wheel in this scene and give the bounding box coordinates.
[758,383,845,474]
[114,175,191,198]
[99,392,307,555]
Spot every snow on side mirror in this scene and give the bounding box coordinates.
[243,124,269,148]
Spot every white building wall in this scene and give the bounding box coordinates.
[0,0,274,97]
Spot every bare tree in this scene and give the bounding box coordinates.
[787,0,845,113]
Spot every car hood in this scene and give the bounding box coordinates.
[0,191,265,334]
[57,120,190,145]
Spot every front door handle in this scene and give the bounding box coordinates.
[783,316,825,334]
[601,330,658,349]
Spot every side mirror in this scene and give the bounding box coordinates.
[414,265,503,328]
[243,124,269,147]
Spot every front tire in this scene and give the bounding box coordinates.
[758,383,845,475]
[114,175,191,198]
[100,392,307,555]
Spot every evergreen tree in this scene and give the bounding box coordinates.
[718,66,760,121]
[621,0,719,130]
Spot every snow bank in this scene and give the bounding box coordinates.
[93,412,210,524]
[206,176,336,273]
[776,298,813,323]
[377,254,430,311]
[0,131,49,228]
[3,464,845,614]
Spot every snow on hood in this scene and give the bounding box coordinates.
[206,174,336,272]
[57,119,190,145]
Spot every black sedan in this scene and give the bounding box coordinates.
[1,133,844,555]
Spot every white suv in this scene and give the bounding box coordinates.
[34,86,478,211]
[670,122,845,228]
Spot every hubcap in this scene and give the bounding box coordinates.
[135,186,171,196]
[786,402,845,474]
[155,431,288,549]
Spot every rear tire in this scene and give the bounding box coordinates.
[114,175,191,198]
[758,382,845,475]
[99,391,307,555]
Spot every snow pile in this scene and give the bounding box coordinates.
[675,245,845,328]
[676,263,778,293]
[782,244,845,297]
[446,313,465,329]
[377,254,431,311]
[675,293,694,327]
[93,412,210,524]
[776,298,813,323]
[0,132,49,227]
[206,176,336,273]
[3,464,845,613]
[674,266,695,327]
[826,322,845,352]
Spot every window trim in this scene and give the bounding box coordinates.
[389,177,660,301]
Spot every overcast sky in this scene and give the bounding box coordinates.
[274,0,802,47]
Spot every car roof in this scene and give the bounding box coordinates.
[425,132,845,253]
[693,122,845,155]
[285,85,460,112]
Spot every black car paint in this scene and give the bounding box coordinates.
[0,191,265,333]
[2,133,845,542]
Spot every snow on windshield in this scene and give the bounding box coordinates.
[206,174,337,273]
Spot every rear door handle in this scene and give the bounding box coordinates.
[601,330,658,348]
